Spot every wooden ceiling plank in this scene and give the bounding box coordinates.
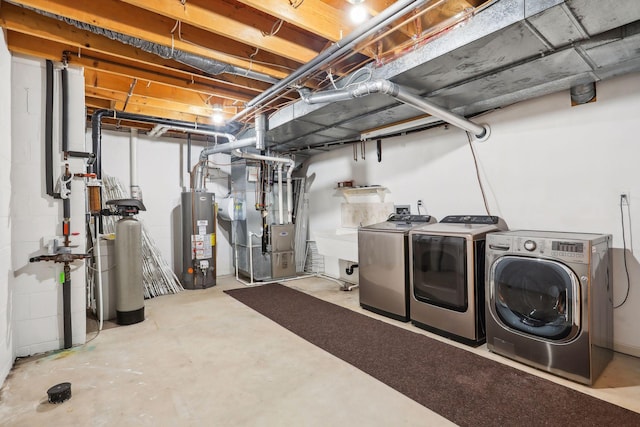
[119,0,319,63]
[75,54,253,104]
[0,3,274,94]
[86,87,223,118]
[110,101,221,126]
[6,31,252,104]
[7,0,291,78]
[85,69,235,108]
[236,0,349,42]
[0,5,271,98]
[85,96,114,109]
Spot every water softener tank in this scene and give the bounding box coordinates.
[107,198,146,325]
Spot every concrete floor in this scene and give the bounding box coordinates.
[1,275,640,426]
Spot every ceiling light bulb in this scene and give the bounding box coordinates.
[212,112,225,125]
[349,4,368,24]
[211,104,225,125]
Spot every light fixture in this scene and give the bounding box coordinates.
[360,115,442,140]
[347,0,368,24]
[211,104,225,125]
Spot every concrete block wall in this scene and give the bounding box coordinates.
[10,56,87,358]
[0,30,14,386]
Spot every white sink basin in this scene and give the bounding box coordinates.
[312,228,358,262]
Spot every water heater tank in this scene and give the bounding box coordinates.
[181,191,216,289]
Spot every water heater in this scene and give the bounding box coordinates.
[181,191,216,289]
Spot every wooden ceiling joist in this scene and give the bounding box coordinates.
[120,0,321,63]
[7,0,293,78]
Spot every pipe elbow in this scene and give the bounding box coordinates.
[345,264,359,275]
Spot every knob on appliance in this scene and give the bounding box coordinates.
[524,240,537,251]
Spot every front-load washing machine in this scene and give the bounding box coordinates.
[409,215,507,345]
[358,214,436,322]
[485,230,613,385]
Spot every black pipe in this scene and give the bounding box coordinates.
[92,109,237,179]
[66,151,96,162]
[45,60,56,197]
[63,264,72,349]
[61,67,69,153]
[91,110,108,179]
[187,133,192,178]
[345,264,359,275]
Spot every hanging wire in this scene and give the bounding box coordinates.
[262,19,284,37]
[168,18,296,73]
[614,195,632,308]
[466,132,491,215]
[289,0,305,9]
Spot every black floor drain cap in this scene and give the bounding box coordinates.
[47,382,72,404]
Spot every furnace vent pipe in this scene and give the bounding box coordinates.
[255,114,266,151]
[232,149,295,223]
[277,163,284,225]
[304,80,490,140]
[192,137,257,190]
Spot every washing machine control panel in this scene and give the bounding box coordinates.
[388,214,433,223]
[523,240,537,251]
[440,215,500,224]
[488,234,590,262]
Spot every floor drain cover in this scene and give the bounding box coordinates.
[47,382,72,404]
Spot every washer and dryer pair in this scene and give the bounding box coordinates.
[359,216,614,385]
[359,215,504,346]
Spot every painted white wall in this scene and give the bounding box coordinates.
[304,72,640,357]
[10,57,86,357]
[0,30,14,386]
[97,130,233,277]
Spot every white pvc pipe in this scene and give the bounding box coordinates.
[286,162,294,224]
[248,232,254,285]
[130,128,138,187]
[277,163,284,225]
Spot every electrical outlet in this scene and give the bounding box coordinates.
[417,199,423,206]
[620,192,630,206]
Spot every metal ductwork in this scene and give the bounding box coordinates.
[570,83,597,105]
[250,0,640,154]
[304,80,490,140]
[229,0,431,123]
[17,2,278,85]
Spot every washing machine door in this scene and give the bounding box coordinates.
[489,256,581,341]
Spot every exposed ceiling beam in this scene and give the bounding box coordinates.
[85,86,230,119]
[236,0,351,42]
[0,3,274,95]
[85,96,114,110]
[84,69,235,109]
[119,0,320,63]
[7,0,293,78]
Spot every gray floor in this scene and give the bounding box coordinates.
[1,275,639,426]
